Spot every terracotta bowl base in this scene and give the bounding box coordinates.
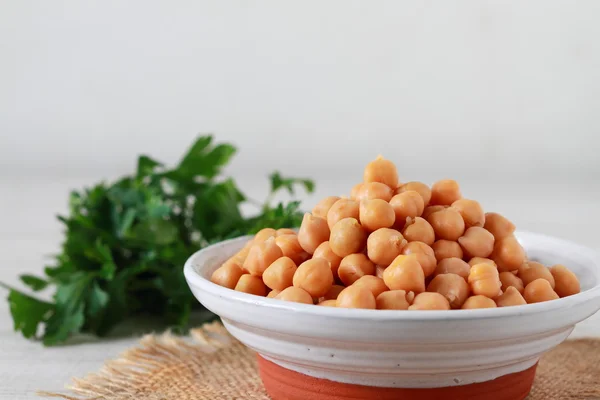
[258,356,536,400]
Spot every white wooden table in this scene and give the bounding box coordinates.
[1,177,599,399]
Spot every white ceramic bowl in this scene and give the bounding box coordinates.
[184,231,600,400]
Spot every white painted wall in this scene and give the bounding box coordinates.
[1,0,599,183]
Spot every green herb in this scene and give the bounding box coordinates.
[1,135,313,345]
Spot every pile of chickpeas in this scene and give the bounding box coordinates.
[211,156,581,310]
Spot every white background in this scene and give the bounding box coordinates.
[1,0,599,181]
[0,1,599,398]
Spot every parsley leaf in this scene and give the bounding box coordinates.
[2,135,314,345]
[270,171,315,195]
[5,288,54,339]
[20,275,49,291]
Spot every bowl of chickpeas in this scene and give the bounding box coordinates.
[184,156,600,400]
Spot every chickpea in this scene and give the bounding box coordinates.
[338,253,376,286]
[262,256,297,291]
[458,227,495,258]
[360,199,396,231]
[276,287,314,304]
[491,235,526,272]
[383,254,426,293]
[468,263,502,298]
[276,234,310,265]
[224,257,246,274]
[409,292,450,310]
[434,258,471,280]
[422,205,447,219]
[427,208,465,241]
[229,240,253,266]
[253,228,277,243]
[312,196,341,219]
[320,284,345,301]
[519,261,556,289]
[484,212,515,240]
[355,182,394,202]
[313,241,343,277]
[293,258,334,298]
[366,228,407,267]
[318,299,337,307]
[235,274,267,296]
[350,183,364,200]
[402,217,435,246]
[329,218,367,258]
[401,241,437,277]
[451,199,485,228]
[243,237,284,276]
[495,287,527,307]
[550,265,580,297]
[468,257,497,268]
[462,295,497,309]
[276,228,297,236]
[327,199,360,229]
[517,261,543,276]
[336,285,376,309]
[523,279,560,303]
[376,290,411,310]
[222,256,241,272]
[297,213,330,254]
[389,191,425,228]
[211,262,244,289]
[395,181,432,206]
[267,289,281,298]
[431,240,463,261]
[353,275,389,298]
[363,155,399,189]
[430,179,462,206]
[427,273,469,309]
[376,265,386,279]
[499,271,525,294]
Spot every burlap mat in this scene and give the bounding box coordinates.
[39,322,600,400]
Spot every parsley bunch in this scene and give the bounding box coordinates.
[2,136,313,345]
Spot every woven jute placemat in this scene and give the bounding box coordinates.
[39,321,600,400]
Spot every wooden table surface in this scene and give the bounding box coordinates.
[1,176,599,399]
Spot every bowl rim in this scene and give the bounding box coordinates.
[184,230,600,322]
